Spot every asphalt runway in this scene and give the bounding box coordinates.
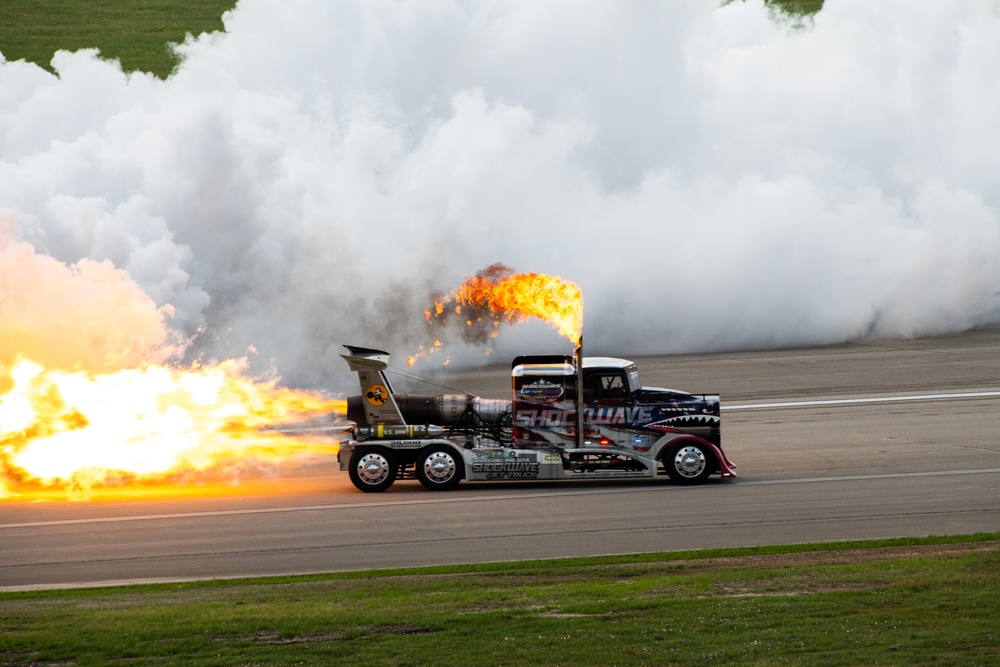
[2,326,999,590]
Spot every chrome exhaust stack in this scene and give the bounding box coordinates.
[575,335,585,448]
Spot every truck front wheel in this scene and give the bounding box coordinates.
[349,447,398,492]
[663,441,714,485]
[416,446,462,491]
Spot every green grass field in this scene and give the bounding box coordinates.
[0,0,823,78]
[2,536,998,666]
[0,1,237,77]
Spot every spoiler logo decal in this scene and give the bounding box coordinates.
[365,384,389,406]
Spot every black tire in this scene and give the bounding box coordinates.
[663,441,714,485]
[415,446,463,491]
[348,447,398,492]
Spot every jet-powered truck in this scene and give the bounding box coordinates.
[338,343,735,492]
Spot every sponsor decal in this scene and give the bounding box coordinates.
[519,379,564,401]
[477,450,534,460]
[470,461,540,480]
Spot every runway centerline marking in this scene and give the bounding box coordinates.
[724,390,1000,410]
[3,468,999,530]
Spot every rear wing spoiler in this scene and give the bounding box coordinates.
[340,345,406,425]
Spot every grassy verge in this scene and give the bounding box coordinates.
[1,0,824,79]
[2,534,998,666]
[726,0,825,19]
[0,0,237,77]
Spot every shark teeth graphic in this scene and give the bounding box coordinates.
[650,415,721,427]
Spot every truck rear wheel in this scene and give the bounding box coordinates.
[416,446,462,491]
[663,441,714,485]
[349,447,398,492]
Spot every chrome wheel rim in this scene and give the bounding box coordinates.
[357,452,391,485]
[673,445,707,478]
[423,451,457,483]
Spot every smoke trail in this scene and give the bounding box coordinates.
[2,0,999,392]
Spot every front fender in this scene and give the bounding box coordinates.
[652,434,737,478]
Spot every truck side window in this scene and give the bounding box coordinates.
[594,374,627,399]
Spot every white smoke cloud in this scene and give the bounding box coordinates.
[2,0,999,390]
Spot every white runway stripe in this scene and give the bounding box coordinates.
[723,391,1000,410]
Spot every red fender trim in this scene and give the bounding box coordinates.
[707,442,737,477]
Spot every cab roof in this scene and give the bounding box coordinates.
[582,357,635,370]
[510,354,636,375]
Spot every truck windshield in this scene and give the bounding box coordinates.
[627,369,641,394]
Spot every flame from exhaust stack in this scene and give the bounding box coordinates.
[410,264,583,365]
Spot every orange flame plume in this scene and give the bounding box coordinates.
[0,232,345,501]
[0,357,346,500]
